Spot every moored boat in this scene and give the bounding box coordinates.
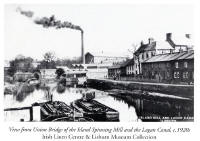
[39,100,94,122]
[52,116,94,122]
[40,101,74,121]
[65,77,78,86]
[71,91,119,121]
[65,70,87,87]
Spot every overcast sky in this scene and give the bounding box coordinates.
[5,4,193,61]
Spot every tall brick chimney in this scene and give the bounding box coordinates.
[81,30,85,64]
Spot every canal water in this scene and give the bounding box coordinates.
[4,83,193,122]
[4,85,139,122]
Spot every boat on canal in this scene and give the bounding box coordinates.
[65,70,87,87]
[39,101,93,122]
[71,91,119,121]
[65,77,78,87]
[39,101,74,121]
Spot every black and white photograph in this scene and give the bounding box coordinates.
[4,4,194,122]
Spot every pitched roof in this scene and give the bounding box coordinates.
[156,41,174,50]
[134,44,146,55]
[108,59,133,69]
[176,51,194,60]
[172,34,193,47]
[108,65,121,69]
[85,51,128,58]
[120,59,134,67]
[144,42,156,51]
[143,51,194,63]
[185,54,194,59]
[134,42,156,55]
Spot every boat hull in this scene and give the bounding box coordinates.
[71,99,119,121]
[40,101,74,121]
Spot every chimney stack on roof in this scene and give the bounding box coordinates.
[141,41,144,46]
[148,38,154,44]
[166,33,172,41]
[185,34,191,39]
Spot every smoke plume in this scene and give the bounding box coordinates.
[16,7,34,18]
[34,15,83,32]
[16,7,82,32]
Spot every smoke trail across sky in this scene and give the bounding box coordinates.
[16,7,34,18]
[34,15,83,31]
[16,7,83,32]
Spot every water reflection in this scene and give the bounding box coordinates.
[93,91,139,122]
[56,84,66,94]
[4,84,140,122]
[109,92,194,121]
[4,89,48,108]
[6,83,193,122]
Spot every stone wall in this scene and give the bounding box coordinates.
[87,79,194,98]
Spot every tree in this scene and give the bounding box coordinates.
[7,62,16,76]
[39,52,56,69]
[128,43,138,57]
[34,72,40,80]
[55,68,65,79]
[7,55,34,76]
[55,57,82,68]
[58,78,66,87]
[43,52,55,63]
[33,69,41,73]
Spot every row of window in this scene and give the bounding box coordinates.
[127,65,134,72]
[174,71,190,79]
[144,71,192,80]
[141,52,155,60]
[127,65,134,74]
[146,61,188,69]
[175,61,188,69]
[145,61,188,69]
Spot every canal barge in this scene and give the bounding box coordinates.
[39,101,93,122]
[39,101,74,121]
[71,91,119,121]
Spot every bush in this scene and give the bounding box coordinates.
[34,73,40,80]
[56,84,66,93]
[59,78,66,86]
[16,83,35,102]
[55,68,65,79]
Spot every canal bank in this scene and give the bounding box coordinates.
[87,79,194,99]
[87,79,193,121]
